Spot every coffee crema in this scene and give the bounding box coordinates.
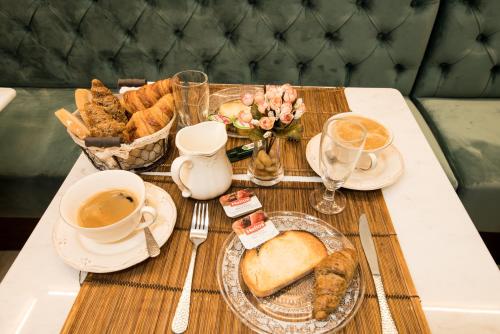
[336,115,390,150]
[77,189,137,228]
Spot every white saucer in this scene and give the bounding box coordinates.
[52,182,177,273]
[306,134,404,191]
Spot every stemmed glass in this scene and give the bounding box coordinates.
[310,118,367,214]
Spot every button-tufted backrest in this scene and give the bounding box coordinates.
[0,0,438,94]
[414,0,500,97]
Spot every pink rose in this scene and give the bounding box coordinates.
[254,91,265,105]
[259,117,275,130]
[283,86,297,103]
[269,95,282,111]
[280,102,292,115]
[241,92,254,106]
[265,85,279,100]
[238,110,253,123]
[279,112,294,125]
[257,101,269,114]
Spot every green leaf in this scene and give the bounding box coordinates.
[273,120,303,140]
[250,104,263,120]
[248,128,264,141]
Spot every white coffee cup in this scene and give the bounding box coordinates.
[331,113,393,170]
[60,170,157,243]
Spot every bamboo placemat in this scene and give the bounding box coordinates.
[62,86,430,333]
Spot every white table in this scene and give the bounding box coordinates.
[1,88,499,334]
[0,88,16,112]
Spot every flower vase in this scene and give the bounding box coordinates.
[247,135,284,186]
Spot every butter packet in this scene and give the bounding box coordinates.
[232,210,279,249]
[219,189,262,218]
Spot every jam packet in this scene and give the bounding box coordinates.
[232,210,279,249]
[219,189,262,218]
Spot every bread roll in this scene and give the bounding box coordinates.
[54,108,90,139]
[75,89,91,112]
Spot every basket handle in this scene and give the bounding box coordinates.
[171,156,193,198]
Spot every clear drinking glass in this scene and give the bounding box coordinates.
[172,70,209,128]
[310,118,367,214]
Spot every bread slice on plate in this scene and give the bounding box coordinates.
[240,230,327,297]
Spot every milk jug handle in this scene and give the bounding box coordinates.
[171,156,193,198]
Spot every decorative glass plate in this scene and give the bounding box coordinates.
[217,211,365,333]
[208,86,263,138]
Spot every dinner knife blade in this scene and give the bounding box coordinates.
[359,214,380,275]
[359,214,398,334]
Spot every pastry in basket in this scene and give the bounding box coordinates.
[76,80,130,139]
[54,108,90,139]
[123,93,175,142]
[90,79,128,123]
[81,102,126,138]
[240,231,327,297]
[75,88,91,112]
[120,79,172,113]
[313,248,358,320]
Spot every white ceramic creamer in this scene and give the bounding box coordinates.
[171,121,233,200]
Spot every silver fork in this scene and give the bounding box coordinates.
[171,202,209,334]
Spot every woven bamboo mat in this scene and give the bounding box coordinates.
[62,86,430,334]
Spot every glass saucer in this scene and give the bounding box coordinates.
[216,211,365,333]
[208,86,263,138]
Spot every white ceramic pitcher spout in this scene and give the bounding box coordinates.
[171,121,233,200]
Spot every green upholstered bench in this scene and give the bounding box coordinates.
[415,98,500,233]
[412,0,500,233]
[0,89,80,218]
[404,97,458,190]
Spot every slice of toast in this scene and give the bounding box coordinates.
[240,230,327,297]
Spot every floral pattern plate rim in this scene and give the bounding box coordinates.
[216,211,365,334]
[52,182,176,273]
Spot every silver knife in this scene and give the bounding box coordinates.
[359,214,398,334]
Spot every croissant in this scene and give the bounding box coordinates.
[120,79,172,114]
[123,93,175,142]
[90,79,128,123]
[313,248,358,320]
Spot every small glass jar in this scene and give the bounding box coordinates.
[247,135,284,186]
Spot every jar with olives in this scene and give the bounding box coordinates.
[247,134,284,186]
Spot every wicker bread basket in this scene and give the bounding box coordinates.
[67,109,176,172]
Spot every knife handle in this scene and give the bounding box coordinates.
[373,275,398,334]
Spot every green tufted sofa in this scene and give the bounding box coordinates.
[0,0,498,236]
[412,0,500,234]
